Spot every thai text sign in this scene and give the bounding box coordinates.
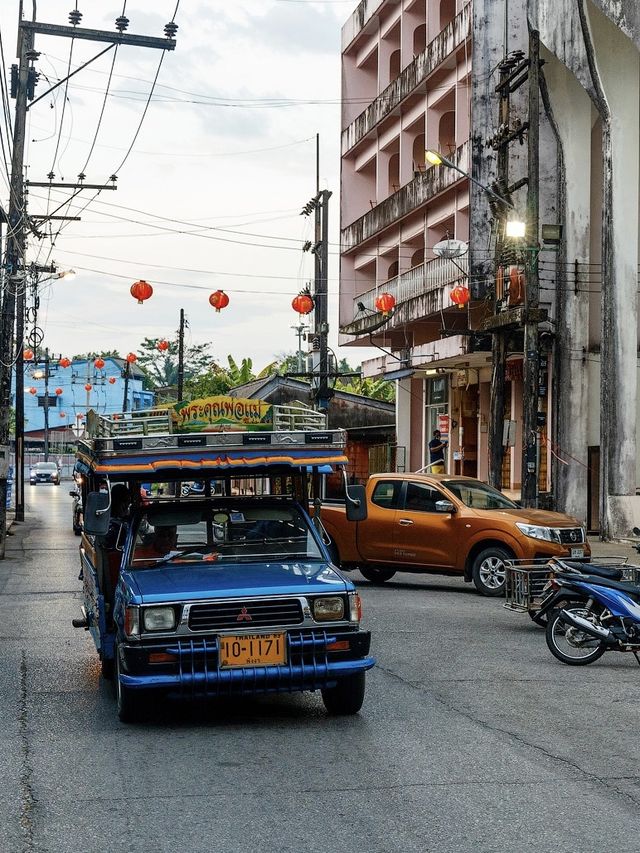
[172,396,272,432]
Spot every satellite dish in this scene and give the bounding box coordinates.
[433,239,468,259]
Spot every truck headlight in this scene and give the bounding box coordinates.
[143,607,176,632]
[516,523,556,542]
[313,597,344,621]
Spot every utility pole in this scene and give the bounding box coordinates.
[520,29,541,507]
[0,13,32,533]
[0,6,176,552]
[122,362,130,413]
[42,348,50,462]
[486,50,514,490]
[177,308,185,401]
[483,30,544,504]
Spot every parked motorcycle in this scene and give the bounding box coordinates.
[542,560,640,665]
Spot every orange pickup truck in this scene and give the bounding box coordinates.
[321,473,590,596]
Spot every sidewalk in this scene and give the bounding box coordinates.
[589,535,640,563]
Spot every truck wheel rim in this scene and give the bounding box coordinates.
[479,557,505,589]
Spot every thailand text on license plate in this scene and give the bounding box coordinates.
[570,548,584,558]
[219,633,287,668]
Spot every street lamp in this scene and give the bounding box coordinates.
[425,148,524,221]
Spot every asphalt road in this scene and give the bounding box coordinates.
[1,485,640,853]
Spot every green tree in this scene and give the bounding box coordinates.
[334,375,395,402]
[135,337,213,389]
[72,349,121,360]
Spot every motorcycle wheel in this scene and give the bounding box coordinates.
[545,602,607,665]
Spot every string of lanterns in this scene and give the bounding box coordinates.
[127,279,471,322]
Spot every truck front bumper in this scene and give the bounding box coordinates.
[119,629,374,697]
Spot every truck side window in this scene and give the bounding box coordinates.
[371,481,402,509]
[404,482,444,513]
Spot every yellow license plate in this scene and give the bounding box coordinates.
[219,633,287,668]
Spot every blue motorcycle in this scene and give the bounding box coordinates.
[543,560,640,666]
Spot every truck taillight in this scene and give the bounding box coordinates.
[349,593,362,623]
[124,606,140,638]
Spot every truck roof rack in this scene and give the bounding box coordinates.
[77,407,345,478]
[85,403,327,439]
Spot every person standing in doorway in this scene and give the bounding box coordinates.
[428,430,448,474]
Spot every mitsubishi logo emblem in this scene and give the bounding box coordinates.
[236,606,252,622]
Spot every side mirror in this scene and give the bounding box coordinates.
[83,492,111,537]
[345,484,367,522]
[435,499,455,514]
[633,527,640,537]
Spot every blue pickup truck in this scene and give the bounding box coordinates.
[74,410,374,722]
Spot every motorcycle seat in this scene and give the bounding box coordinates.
[569,574,640,599]
[553,560,624,581]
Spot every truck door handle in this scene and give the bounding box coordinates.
[398,518,414,525]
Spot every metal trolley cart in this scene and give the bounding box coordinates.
[504,557,640,623]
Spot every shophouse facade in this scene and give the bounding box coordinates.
[339,0,501,487]
[340,0,640,536]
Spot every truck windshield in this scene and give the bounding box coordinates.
[129,501,323,567]
[443,480,518,510]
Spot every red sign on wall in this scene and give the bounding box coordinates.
[437,414,450,437]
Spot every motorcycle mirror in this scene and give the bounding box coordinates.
[633,526,640,536]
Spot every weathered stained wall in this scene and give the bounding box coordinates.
[591,0,640,47]
[531,0,640,537]
[469,0,529,296]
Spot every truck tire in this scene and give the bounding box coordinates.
[321,672,365,715]
[101,655,114,680]
[471,546,511,596]
[115,644,145,723]
[359,566,396,584]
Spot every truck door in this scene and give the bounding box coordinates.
[356,479,403,563]
[392,481,458,568]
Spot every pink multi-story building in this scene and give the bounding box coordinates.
[339,0,491,480]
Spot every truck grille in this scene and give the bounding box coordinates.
[557,528,584,544]
[189,598,304,632]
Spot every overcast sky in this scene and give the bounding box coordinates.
[0,0,374,372]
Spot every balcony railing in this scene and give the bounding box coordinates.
[342,2,472,155]
[348,254,468,334]
[342,140,469,252]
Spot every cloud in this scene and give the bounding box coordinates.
[237,4,341,56]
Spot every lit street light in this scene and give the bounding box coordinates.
[425,148,524,223]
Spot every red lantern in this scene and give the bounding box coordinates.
[450,284,471,309]
[157,339,169,352]
[28,387,37,395]
[59,357,71,368]
[375,292,396,316]
[126,352,137,364]
[209,290,230,312]
[291,293,314,315]
[94,357,105,370]
[55,387,63,396]
[130,279,153,305]
[23,348,34,361]
[84,383,92,392]
[108,377,116,385]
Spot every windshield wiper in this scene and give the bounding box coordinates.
[150,548,214,568]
